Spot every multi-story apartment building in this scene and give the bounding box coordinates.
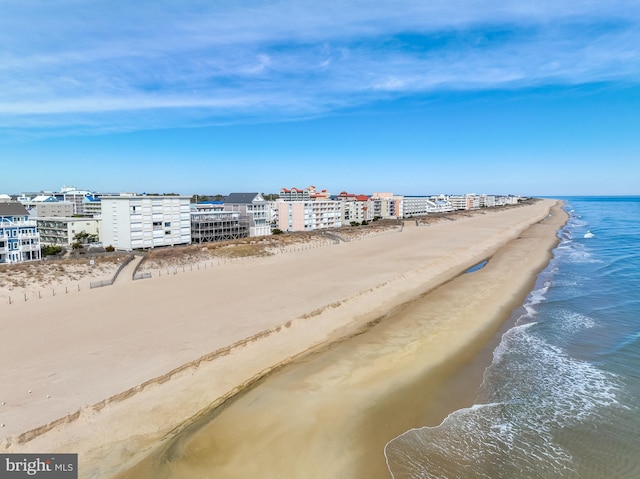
[403,195,458,217]
[82,195,103,217]
[279,187,310,202]
[426,195,455,213]
[0,202,41,263]
[191,205,250,243]
[279,186,331,202]
[439,194,521,211]
[402,196,433,217]
[495,195,521,206]
[223,193,271,237]
[371,192,403,219]
[307,186,331,200]
[336,192,373,223]
[448,195,470,210]
[19,194,77,217]
[276,199,342,231]
[36,217,100,246]
[276,186,342,231]
[100,195,191,250]
[34,201,75,218]
[53,187,94,215]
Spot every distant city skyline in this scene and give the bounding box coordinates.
[1,1,639,196]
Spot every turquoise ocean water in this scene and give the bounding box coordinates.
[385,196,640,478]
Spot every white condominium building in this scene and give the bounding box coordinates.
[101,195,191,250]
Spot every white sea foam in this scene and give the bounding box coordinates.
[386,318,621,479]
[552,310,596,334]
[528,282,550,306]
[558,241,601,264]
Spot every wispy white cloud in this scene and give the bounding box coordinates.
[1,0,639,134]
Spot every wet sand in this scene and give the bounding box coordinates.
[0,199,564,479]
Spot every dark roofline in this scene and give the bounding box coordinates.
[0,202,30,217]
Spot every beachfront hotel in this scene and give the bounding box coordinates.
[0,201,42,263]
[100,194,191,250]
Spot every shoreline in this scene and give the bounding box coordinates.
[115,201,568,479]
[1,199,564,478]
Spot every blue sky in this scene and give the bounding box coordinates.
[1,1,639,197]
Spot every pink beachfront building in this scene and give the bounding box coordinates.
[276,186,342,232]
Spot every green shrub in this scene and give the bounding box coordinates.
[41,245,63,256]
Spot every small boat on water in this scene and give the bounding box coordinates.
[584,230,595,238]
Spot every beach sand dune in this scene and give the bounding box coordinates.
[0,199,564,478]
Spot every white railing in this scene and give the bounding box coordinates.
[8,220,38,228]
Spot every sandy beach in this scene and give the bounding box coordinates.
[0,199,566,478]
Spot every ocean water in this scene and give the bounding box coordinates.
[385,196,640,478]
